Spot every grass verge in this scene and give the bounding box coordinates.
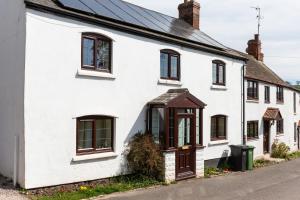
[30,175,162,200]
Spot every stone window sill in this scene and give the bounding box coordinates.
[247,99,259,103]
[208,140,229,146]
[247,137,259,141]
[72,152,118,162]
[210,85,227,91]
[276,133,284,137]
[77,69,116,80]
[158,79,182,86]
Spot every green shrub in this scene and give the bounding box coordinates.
[271,140,290,159]
[286,151,300,160]
[126,132,164,180]
[204,167,222,178]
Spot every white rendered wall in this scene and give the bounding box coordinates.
[245,80,300,158]
[0,0,26,186]
[24,9,244,188]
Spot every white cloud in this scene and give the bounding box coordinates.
[125,0,300,83]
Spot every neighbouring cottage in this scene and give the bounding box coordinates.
[243,34,300,157]
[0,0,298,189]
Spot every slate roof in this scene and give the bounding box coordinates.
[243,54,290,87]
[263,108,282,120]
[148,89,206,108]
[24,0,246,60]
[149,89,189,105]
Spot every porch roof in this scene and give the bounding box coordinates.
[148,89,206,108]
[263,108,282,120]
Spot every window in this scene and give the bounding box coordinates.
[276,119,284,134]
[211,115,227,141]
[160,49,180,80]
[151,108,165,145]
[77,116,114,154]
[82,33,112,73]
[212,60,226,85]
[247,80,259,100]
[276,86,284,103]
[247,121,259,139]
[265,86,270,103]
[294,92,296,113]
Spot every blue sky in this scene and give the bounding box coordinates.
[126,0,300,84]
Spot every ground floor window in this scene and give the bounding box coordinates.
[247,121,259,139]
[77,116,114,154]
[276,119,284,134]
[211,115,227,141]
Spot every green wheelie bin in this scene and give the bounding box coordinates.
[246,146,255,170]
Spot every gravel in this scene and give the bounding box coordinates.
[0,175,28,200]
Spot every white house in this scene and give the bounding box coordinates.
[243,34,300,157]
[0,0,298,190]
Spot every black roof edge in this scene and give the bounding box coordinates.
[25,1,247,61]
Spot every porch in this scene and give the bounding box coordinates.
[147,89,206,182]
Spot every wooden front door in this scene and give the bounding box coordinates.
[176,115,196,180]
[263,120,270,153]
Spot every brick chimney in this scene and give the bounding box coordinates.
[246,34,264,62]
[178,0,200,30]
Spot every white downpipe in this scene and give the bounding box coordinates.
[13,135,19,187]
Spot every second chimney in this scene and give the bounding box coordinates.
[178,0,201,30]
[246,34,264,62]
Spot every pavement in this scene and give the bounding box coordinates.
[0,175,28,200]
[97,159,300,200]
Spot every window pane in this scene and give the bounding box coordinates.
[160,53,168,78]
[83,38,95,66]
[96,40,110,70]
[95,119,112,149]
[211,117,217,139]
[152,108,164,144]
[212,63,217,84]
[170,56,178,78]
[219,65,224,83]
[78,120,93,149]
[218,117,226,137]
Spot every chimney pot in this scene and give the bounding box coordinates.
[178,0,201,30]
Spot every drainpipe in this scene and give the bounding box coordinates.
[13,135,19,186]
[242,64,246,145]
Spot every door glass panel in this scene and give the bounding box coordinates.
[178,117,192,147]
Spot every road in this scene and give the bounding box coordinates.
[99,159,300,200]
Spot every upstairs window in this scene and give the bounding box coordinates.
[247,121,259,139]
[211,115,227,141]
[276,86,284,103]
[82,33,112,73]
[212,60,226,85]
[276,119,284,134]
[160,49,180,80]
[77,116,114,154]
[247,80,259,100]
[265,86,270,103]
